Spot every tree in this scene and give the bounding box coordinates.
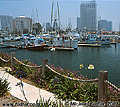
[32,23,42,35]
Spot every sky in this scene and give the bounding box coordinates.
[0,0,120,31]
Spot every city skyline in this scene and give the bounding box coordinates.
[0,0,119,31]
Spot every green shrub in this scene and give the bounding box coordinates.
[0,77,11,97]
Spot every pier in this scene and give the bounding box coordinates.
[78,44,101,47]
[110,42,117,44]
[0,42,19,48]
[44,47,74,51]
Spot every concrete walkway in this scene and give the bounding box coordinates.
[0,67,84,107]
[0,67,57,103]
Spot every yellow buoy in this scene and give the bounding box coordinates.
[79,64,84,69]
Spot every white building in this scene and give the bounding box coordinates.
[12,16,32,33]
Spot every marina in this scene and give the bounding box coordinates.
[0,0,120,104]
[0,31,119,50]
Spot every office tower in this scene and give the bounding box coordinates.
[98,20,112,31]
[98,20,107,31]
[80,0,97,31]
[0,15,13,31]
[77,17,80,31]
[106,21,112,31]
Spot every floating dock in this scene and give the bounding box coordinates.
[0,43,17,48]
[55,47,74,51]
[44,47,74,51]
[110,42,117,44]
[78,44,101,47]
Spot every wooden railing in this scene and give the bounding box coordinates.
[0,52,120,106]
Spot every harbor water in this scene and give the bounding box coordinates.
[0,44,120,85]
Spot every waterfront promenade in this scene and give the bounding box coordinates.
[0,67,83,107]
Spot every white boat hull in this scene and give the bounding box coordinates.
[100,41,110,45]
[64,40,78,49]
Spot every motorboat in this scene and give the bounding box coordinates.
[20,34,48,50]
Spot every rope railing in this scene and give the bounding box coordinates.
[0,57,11,63]
[13,57,42,68]
[1,52,119,103]
[105,80,120,92]
[46,64,98,82]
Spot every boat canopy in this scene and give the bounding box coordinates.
[29,35,34,38]
[24,34,29,36]
[38,39,43,42]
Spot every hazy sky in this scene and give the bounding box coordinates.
[0,0,120,31]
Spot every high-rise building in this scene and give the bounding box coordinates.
[77,17,80,31]
[106,21,112,31]
[98,20,107,31]
[80,0,97,31]
[12,16,32,33]
[46,22,51,32]
[98,20,112,31]
[0,15,13,31]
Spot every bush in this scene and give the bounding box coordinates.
[0,77,11,97]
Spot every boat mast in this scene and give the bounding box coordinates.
[51,0,54,44]
[51,0,54,33]
[57,1,60,33]
[54,10,57,36]
[36,9,39,23]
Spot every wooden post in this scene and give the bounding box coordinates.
[11,52,15,68]
[0,59,3,67]
[42,59,48,75]
[98,71,108,106]
[70,38,72,48]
